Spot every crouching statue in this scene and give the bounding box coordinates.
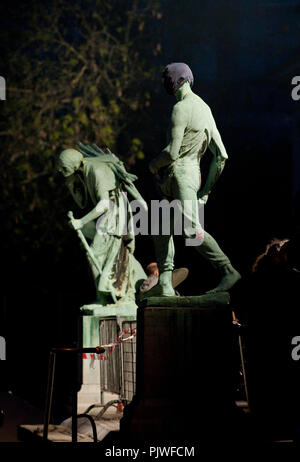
[57,143,147,311]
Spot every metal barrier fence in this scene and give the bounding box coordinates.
[120,320,136,402]
[99,317,136,403]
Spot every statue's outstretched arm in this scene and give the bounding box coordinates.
[70,191,110,230]
[149,104,188,174]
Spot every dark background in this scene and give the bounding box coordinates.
[0,0,299,416]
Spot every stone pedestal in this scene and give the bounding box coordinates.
[121,293,239,442]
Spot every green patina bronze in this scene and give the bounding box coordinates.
[145,63,241,297]
[58,143,146,312]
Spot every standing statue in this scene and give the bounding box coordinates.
[145,62,241,297]
[57,143,147,307]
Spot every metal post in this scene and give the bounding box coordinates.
[43,351,56,441]
[43,346,104,443]
[71,353,78,443]
[232,311,250,408]
[238,334,250,408]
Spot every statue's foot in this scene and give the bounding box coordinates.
[206,266,241,294]
[140,283,175,299]
[140,267,188,299]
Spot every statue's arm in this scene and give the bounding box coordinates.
[149,104,188,174]
[198,121,228,202]
[71,190,110,230]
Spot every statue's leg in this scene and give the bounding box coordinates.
[173,176,241,293]
[140,211,176,297]
[154,232,176,295]
[140,234,175,297]
[196,231,241,292]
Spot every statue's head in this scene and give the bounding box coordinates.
[57,149,83,177]
[162,62,194,95]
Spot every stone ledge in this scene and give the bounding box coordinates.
[139,291,230,308]
[81,302,137,317]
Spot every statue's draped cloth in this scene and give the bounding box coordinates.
[66,151,146,302]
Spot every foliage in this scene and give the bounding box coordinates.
[0,0,162,265]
